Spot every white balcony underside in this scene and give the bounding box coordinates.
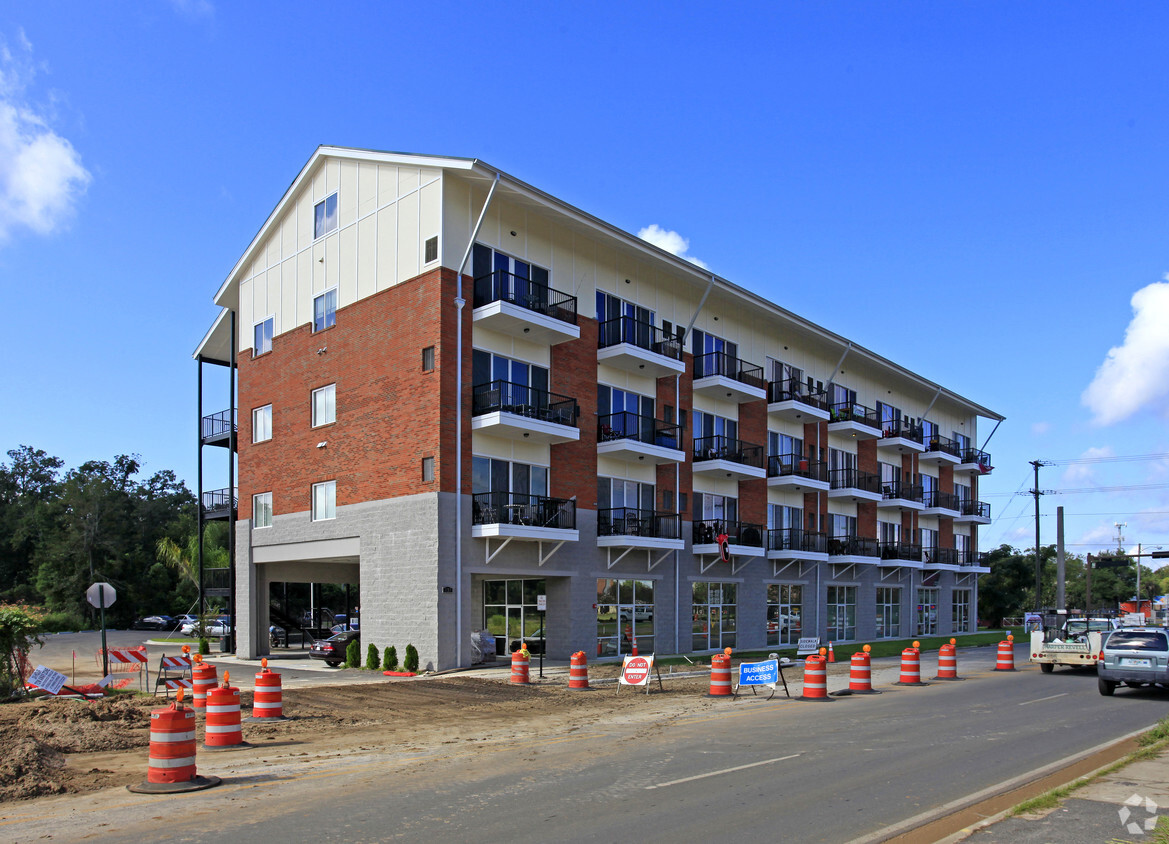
[827,487,883,503]
[827,420,881,440]
[472,412,579,445]
[597,439,686,465]
[597,535,685,551]
[692,375,766,403]
[767,400,829,424]
[766,549,828,562]
[472,300,580,345]
[472,524,579,542]
[877,436,924,454]
[768,475,830,493]
[692,459,767,481]
[597,344,686,378]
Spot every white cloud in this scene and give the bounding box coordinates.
[637,224,708,269]
[1082,280,1169,426]
[1031,421,1051,436]
[0,31,90,245]
[1061,446,1114,487]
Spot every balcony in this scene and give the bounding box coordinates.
[597,508,684,550]
[471,492,578,541]
[597,412,685,464]
[875,480,925,512]
[879,541,923,567]
[692,352,766,403]
[920,434,962,466]
[201,409,236,448]
[766,379,829,423]
[693,519,765,552]
[922,546,961,571]
[827,468,882,503]
[876,419,924,454]
[201,488,237,521]
[692,435,766,481]
[471,381,579,445]
[597,317,685,378]
[827,535,880,562]
[955,500,992,525]
[202,565,232,598]
[471,270,579,345]
[956,447,994,476]
[766,454,829,492]
[959,550,991,571]
[827,402,882,440]
[767,528,828,561]
[921,490,961,517]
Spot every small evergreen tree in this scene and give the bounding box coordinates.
[404,643,419,672]
[383,646,396,671]
[198,637,210,656]
[345,637,360,668]
[366,643,379,670]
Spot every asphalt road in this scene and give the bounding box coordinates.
[8,644,1167,843]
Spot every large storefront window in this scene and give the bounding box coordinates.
[482,579,545,655]
[876,587,901,638]
[826,585,856,641]
[917,587,939,636]
[692,582,737,651]
[766,584,802,646]
[597,579,655,657]
[952,589,972,633]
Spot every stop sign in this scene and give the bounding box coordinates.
[86,582,116,608]
[622,655,651,685]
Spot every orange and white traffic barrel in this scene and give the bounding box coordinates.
[848,647,879,694]
[708,653,733,697]
[192,657,217,713]
[568,651,590,690]
[934,642,962,680]
[510,648,530,685]
[894,648,928,686]
[994,638,1016,671]
[249,659,287,721]
[798,654,834,701]
[127,692,221,794]
[203,675,250,751]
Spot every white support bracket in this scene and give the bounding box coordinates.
[538,540,566,566]
[732,549,762,575]
[484,536,515,564]
[648,550,672,572]
[955,572,975,587]
[606,546,637,570]
[830,562,857,580]
[699,554,721,574]
[880,566,903,582]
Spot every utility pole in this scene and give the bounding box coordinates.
[1056,506,1065,609]
[1029,460,1051,609]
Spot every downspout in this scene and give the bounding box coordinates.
[825,341,852,394]
[228,312,237,653]
[674,371,681,655]
[683,275,716,341]
[197,355,205,621]
[919,386,943,422]
[454,172,501,668]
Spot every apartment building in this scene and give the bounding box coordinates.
[194,146,1003,670]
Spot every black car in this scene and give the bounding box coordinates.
[309,629,360,667]
[131,615,174,630]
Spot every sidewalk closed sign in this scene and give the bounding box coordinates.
[28,665,68,695]
[738,658,779,689]
[619,654,654,686]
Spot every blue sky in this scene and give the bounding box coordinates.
[2,2,1168,561]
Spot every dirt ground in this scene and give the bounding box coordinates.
[0,668,721,805]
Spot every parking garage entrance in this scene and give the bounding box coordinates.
[482,578,545,656]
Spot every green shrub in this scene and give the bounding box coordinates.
[0,604,45,698]
[366,643,379,670]
[198,638,210,656]
[345,637,360,668]
[404,644,419,672]
[40,611,87,633]
[383,646,396,671]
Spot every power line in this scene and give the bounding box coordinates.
[983,482,1169,497]
[1044,452,1169,466]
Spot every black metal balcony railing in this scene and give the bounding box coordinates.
[766,378,828,411]
[693,435,765,468]
[923,490,961,511]
[202,567,231,590]
[959,500,992,519]
[472,381,578,427]
[767,454,829,482]
[924,546,959,566]
[880,541,923,562]
[472,270,578,325]
[201,409,236,441]
[960,550,990,567]
[597,507,681,540]
[597,317,683,360]
[767,528,828,554]
[693,351,766,390]
[879,418,923,442]
[923,434,961,458]
[693,519,765,547]
[201,488,237,513]
[828,536,880,557]
[597,412,681,451]
[961,447,994,470]
[881,480,924,503]
[829,468,881,494]
[829,402,881,430]
[471,492,577,530]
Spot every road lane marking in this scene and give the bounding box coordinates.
[644,753,801,790]
[1018,693,1068,706]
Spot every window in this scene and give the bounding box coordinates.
[767,583,802,646]
[766,357,804,389]
[692,582,736,651]
[483,578,545,658]
[952,589,972,633]
[597,579,655,657]
[313,289,337,332]
[596,290,656,349]
[471,244,550,308]
[253,317,274,356]
[693,492,739,543]
[252,405,272,443]
[827,585,857,641]
[471,456,549,525]
[253,492,272,529]
[422,346,435,372]
[424,235,438,264]
[312,384,336,427]
[690,329,737,378]
[422,456,434,483]
[598,385,657,443]
[876,587,901,638]
[693,410,738,458]
[312,481,336,521]
[917,587,939,635]
[314,193,338,239]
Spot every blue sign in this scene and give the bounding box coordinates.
[738,658,779,687]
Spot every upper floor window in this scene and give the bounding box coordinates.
[312,384,336,427]
[766,357,803,386]
[314,288,337,332]
[252,404,272,443]
[471,350,548,393]
[691,329,736,378]
[596,291,655,347]
[471,456,548,497]
[471,244,550,305]
[312,480,336,521]
[254,317,274,356]
[253,492,272,528]
[314,193,338,239]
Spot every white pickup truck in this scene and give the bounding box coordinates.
[1029,615,1140,673]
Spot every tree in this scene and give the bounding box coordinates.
[978,545,1033,624]
[0,447,64,603]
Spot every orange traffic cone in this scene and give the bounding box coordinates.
[828,642,835,663]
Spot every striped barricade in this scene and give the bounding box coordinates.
[155,654,194,699]
[98,648,148,691]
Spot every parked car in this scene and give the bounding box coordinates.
[619,606,653,622]
[1098,627,1169,695]
[330,618,359,634]
[181,617,231,637]
[131,615,174,630]
[310,630,360,667]
[510,628,546,654]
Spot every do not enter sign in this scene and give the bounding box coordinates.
[620,654,653,686]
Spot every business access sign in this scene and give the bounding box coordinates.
[738,658,779,688]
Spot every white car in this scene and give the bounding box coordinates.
[182,618,231,637]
